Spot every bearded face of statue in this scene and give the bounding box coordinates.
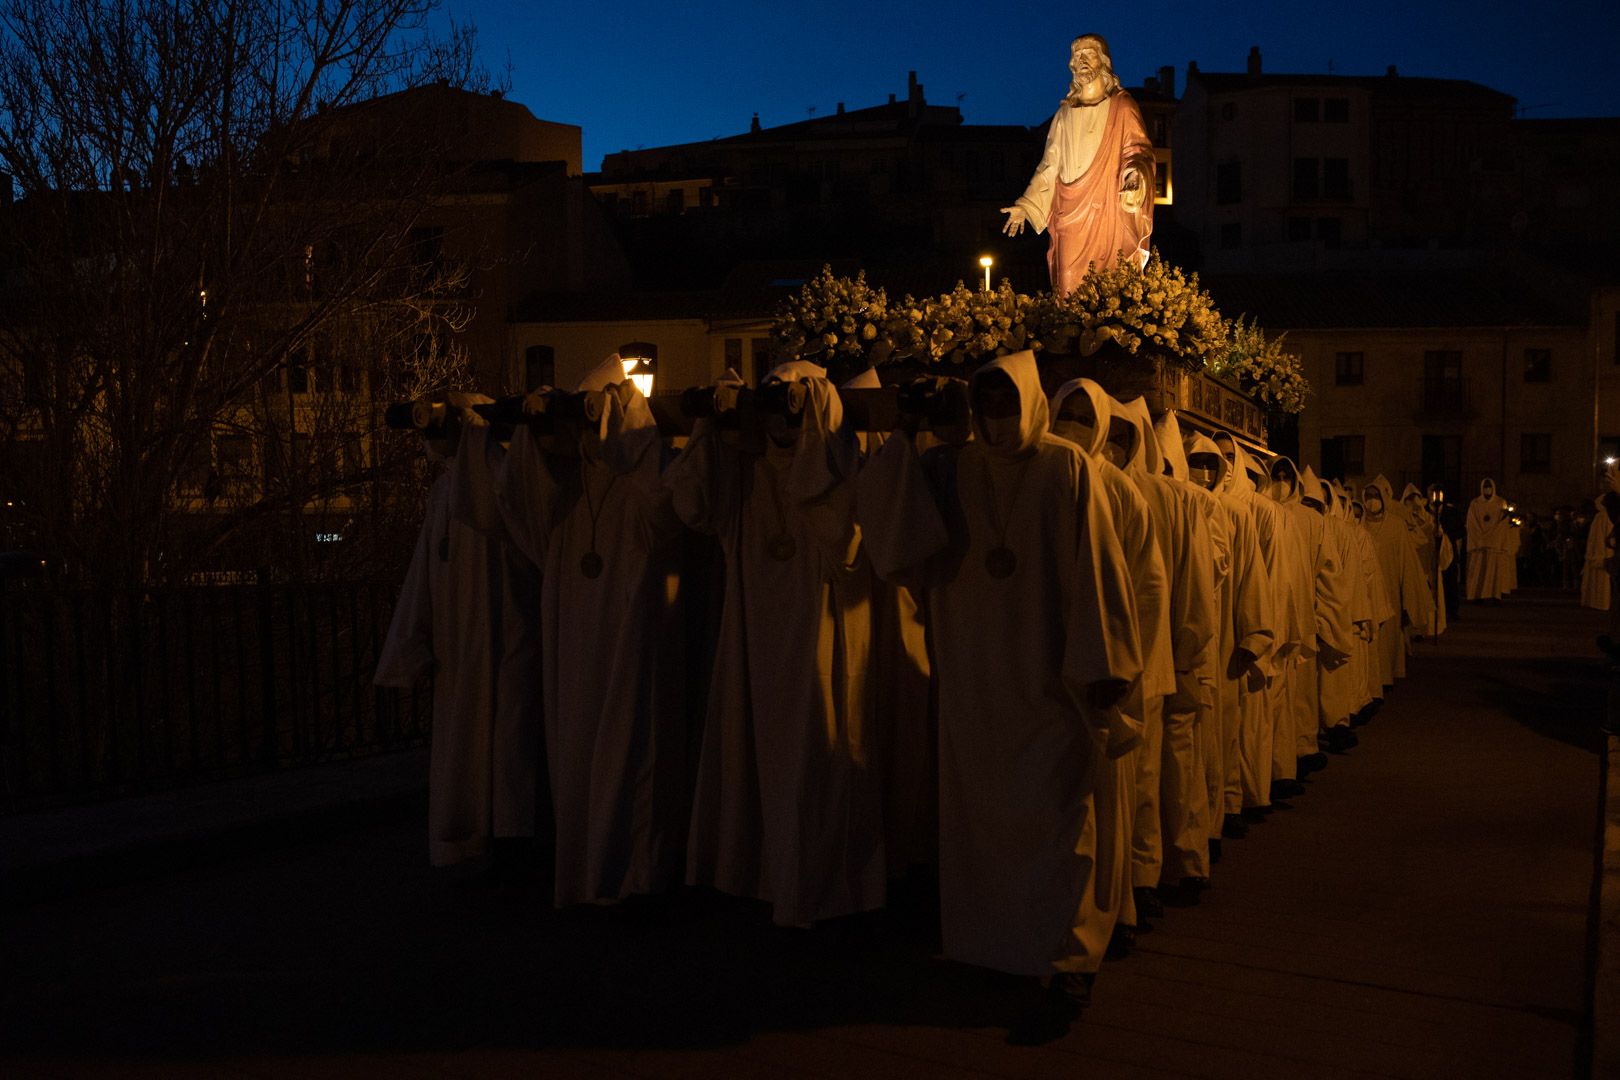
[1067,35,1116,106]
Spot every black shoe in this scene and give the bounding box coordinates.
[1134,886,1165,921]
[1297,752,1329,776]
[1221,813,1249,839]
[1106,924,1136,960]
[1158,877,1205,907]
[1241,805,1270,823]
[1271,778,1306,800]
[1325,726,1358,754]
[1209,838,1222,863]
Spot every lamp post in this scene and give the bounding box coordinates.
[978,255,993,293]
[618,343,657,397]
[1428,484,1445,644]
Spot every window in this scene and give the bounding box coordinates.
[1149,116,1168,145]
[1287,216,1312,241]
[1317,216,1343,247]
[1523,348,1551,382]
[724,338,743,372]
[1216,161,1242,205]
[1293,157,1319,199]
[1323,157,1351,200]
[1421,434,1462,495]
[1422,350,1465,413]
[1153,161,1169,200]
[1521,433,1552,473]
[1219,222,1242,249]
[1319,435,1364,479]
[1334,351,1364,385]
[524,345,555,391]
[1294,97,1319,122]
[750,338,774,384]
[1324,97,1350,123]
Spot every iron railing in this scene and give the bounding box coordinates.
[0,582,430,814]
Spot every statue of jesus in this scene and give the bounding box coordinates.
[1001,34,1155,295]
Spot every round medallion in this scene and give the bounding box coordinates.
[985,546,1017,579]
[767,534,797,562]
[580,551,604,579]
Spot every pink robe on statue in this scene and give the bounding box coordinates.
[1015,90,1155,294]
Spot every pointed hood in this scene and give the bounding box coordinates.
[1266,455,1303,505]
[1049,376,1112,459]
[576,353,659,475]
[971,350,1048,459]
[1299,464,1327,510]
[1478,477,1498,501]
[1185,431,1230,492]
[1115,395,1163,479]
[841,366,881,390]
[765,359,856,501]
[1213,430,1263,496]
[1154,410,1191,482]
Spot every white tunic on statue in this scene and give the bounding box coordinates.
[667,361,885,928]
[858,350,1142,977]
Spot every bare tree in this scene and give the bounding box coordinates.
[0,0,493,585]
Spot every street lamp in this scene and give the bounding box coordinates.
[978,255,993,293]
[618,343,657,397]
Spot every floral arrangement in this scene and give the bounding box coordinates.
[771,265,887,362]
[1027,252,1227,372]
[1208,315,1311,414]
[916,281,1032,363]
[768,252,1311,413]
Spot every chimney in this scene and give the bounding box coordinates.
[888,93,896,104]
[1247,46,1262,77]
[750,113,761,134]
[1159,65,1176,98]
[836,101,845,115]
[1386,64,1399,77]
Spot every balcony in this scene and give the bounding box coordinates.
[1413,376,1472,421]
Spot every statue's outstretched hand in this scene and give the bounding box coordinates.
[1000,205,1026,237]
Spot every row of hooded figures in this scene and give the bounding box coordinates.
[376,349,1456,1013]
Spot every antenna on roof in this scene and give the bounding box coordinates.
[807,105,817,119]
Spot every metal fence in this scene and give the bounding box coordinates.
[0,582,430,815]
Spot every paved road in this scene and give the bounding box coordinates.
[1,590,1606,1079]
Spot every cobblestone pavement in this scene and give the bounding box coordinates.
[1,590,1605,1078]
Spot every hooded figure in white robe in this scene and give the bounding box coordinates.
[1466,479,1514,601]
[376,394,511,867]
[1346,493,1393,707]
[857,350,1142,978]
[1582,496,1613,611]
[1155,411,1233,874]
[1361,476,1432,690]
[1402,484,1452,637]
[478,355,690,905]
[1184,432,1272,835]
[1314,475,1375,731]
[1049,380,1171,936]
[1268,460,1351,765]
[1215,433,1294,808]
[1116,398,1217,889]
[667,360,885,928]
[844,366,936,872]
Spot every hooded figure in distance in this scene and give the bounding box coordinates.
[1465,479,1514,601]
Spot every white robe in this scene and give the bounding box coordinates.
[843,366,936,872]
[1185,431,1272,822]
[1117,399,1218,885]
[859,350,1142,977]
[1362,476,1432,690]
[375,419,508,867]
[1051,379,1171,933]
[668,361,885,928]
[1314,478,1375,728]
[1402,484,1451,638]
[1582,498,1612,611]
[485,356,690,906]
[1465,481,1514,600]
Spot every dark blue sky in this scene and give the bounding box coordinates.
[450,0,1620,170]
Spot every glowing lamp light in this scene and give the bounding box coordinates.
[978,255,993,292]
[1605,456,1617,466]
[619,344,657,397]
